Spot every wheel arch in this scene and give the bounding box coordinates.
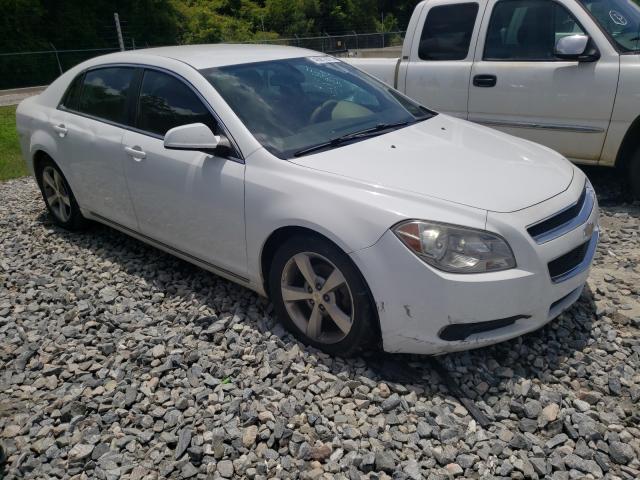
[615,113,640,172]
[259,225,382,343]
[32,149,54,178]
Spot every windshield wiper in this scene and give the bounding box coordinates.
[292,120,416,158]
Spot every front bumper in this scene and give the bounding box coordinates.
[350,177,599,355]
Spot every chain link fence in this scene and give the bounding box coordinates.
[245,31,405,55]
[0,31,405,90]
[0,48,120,90]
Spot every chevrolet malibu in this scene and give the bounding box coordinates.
[16,45,599,356]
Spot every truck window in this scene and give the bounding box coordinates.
[418,3,480,60]
[484,0,586,60]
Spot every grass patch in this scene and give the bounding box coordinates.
[0,105,28,181]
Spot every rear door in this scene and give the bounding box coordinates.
[404,0,487,118]
[60,66,140,230]
[467,0,619,162]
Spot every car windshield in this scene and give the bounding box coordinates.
[578,0,640,52]
[200,57,434,159]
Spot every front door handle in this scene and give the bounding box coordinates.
[124,146,147,160]
[52,124,68,137]
[473,74,497,87]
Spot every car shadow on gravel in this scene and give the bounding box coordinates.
[36,209,600,424]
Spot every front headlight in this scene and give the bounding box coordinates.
[393,220,516,273]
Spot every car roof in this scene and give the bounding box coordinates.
[99,44,323,70]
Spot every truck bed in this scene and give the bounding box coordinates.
[344,57,401,89]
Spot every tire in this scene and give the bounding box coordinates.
[268,235,377,356]
[627,148,640,202]
[35,157,88,231]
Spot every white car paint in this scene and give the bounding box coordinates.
[16,44,599,355]
[290,115,574,213]
[346,0,640,169]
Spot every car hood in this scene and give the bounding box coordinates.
[290,115,574,213]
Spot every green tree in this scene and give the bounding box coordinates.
[264,0,319,36]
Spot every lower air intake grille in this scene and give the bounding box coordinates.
[548,240,589,282]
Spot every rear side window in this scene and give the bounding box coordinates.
[78,67,136,124]
[484,0,586,60]
[136,70,216,137]
[60,73,84,111]
[418,3,480,60]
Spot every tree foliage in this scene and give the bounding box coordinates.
[0,0,422,52]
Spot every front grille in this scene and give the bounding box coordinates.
[528,185,587,243]
[548,240,589,282]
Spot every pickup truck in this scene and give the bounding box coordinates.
[346,0,640,197]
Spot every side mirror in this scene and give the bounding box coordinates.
[164,123,232,156]
[554,34,599,62]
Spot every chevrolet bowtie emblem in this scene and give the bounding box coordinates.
[584,221,595,238]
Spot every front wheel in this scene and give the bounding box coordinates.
[268,235,377,356]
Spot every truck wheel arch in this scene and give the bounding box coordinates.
[616,115,640,199]
[615,114,640,172]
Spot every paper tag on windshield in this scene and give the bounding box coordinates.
[308,56,341,64]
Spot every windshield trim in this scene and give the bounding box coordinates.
[576,0,640,54]
[291,117,433,158]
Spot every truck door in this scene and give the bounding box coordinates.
[404,0,487,119]
[467,0,619,163]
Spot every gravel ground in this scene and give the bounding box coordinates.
[1,172,639,480]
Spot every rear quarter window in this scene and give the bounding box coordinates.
[59,73,84,111]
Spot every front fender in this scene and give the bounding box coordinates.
[244,150,487,289]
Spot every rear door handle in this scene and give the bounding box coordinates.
[52,124,68,137]
[124,146,147,160]
[473,74,497,87]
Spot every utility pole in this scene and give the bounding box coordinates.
[381,12,385,48]
[114,13,125,51]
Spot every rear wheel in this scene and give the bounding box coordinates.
[35,158,87,230]
[269,235,377,356]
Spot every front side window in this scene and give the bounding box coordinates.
[419,3,480,60]
[200,57,433,159]
[485,0,586,60]
[136,70,216,137]
[77,67,136,124]
[578,0,640,52]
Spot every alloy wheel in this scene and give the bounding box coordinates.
[41,166,71,223]
[280,252,354,344]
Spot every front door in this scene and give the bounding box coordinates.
[467,0,619,162]
[122,69,247,277]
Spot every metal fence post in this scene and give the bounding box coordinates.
[114,13,125,51]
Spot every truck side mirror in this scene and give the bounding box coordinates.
[554,35,599,62]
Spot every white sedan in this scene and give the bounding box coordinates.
[16,45,599,356]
